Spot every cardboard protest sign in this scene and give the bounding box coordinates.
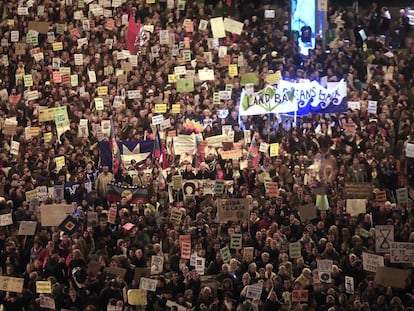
[0,213,13,226]
[40,204,74,226]
[217,199,249,222]
[374,266,411,289]
[18,221,37,236]
[105,266,127,280]
[134,268,151,284]
[128,289,147,305]
[28,21,49,34]
[345,183,373,199]
[0,276,24,293]
[346,199,366,216]
[298,203,317,222]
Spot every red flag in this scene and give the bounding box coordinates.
[247,133,260,166]
[126,16,140,55]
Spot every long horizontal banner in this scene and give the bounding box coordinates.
[239,79,347,116]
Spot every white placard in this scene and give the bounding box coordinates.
[246,283,262,300]
[375,225,394,253]
[0,213,13,226]
[348,101,360,110]
[152,115,164,125]
[264,10,275,18]
[406,143,414,158]
[101,120,111,137]
[139,277,157,292]
[367,100,377,114]
[345,276,354,294]
[198,68,214,81]
[74,54,83,66]
[362,252,384,272]
[88,70,97,83]
[11,31,19,42]
[259,142,269,153]
[18,221,37,236]
[160,119,171,131]
[195,257,205,275]
[10,141,20,155]
[127,90,140,99]
[174,66,186,75]
[151,255,164,275]
[390,242,414,263]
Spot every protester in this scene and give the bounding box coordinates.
[0,1,414,311]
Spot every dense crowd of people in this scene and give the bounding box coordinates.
[0,0,414,310]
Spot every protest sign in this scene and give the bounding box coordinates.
[128,289,147,305]
[396,187,408,204]
[375,225,394,253]
[230,233,242,249]
[40,204,74,226]
[139,277,157,292]
[362,252,384,272]
[345,276,354,294]
[0,276,24,293]
[345,183,373,199]
[346,199,366,216]
[246,283,263,299]
[18,221,37,236]
[150,255,164,274]
[36,281,52,293]
[374,267,411,289]
[390,242,414,263]
[291,290,308,302]
[0,213,13,226]
[220,246,231,263]
[217,199,249,222]
[298,203,317,222]
[289,242,301,258]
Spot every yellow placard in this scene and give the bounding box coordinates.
[155,104,167,114]
[104,66,114,75]
[168,74,178,83]
[52,42,63,51]
[172,104,180,114]
[25,189,38,202]
[97,86,108,96]
[28,127,40,137]
[38,108,55,122]
[36,281,52,293]
[43,132,53,143]
[220,149,242,160]
[146,0,155,3]
[24,74,33,87]
[265,71,282,85]
[55,156,65,169]
[128,289,147,305]
[228,64,238,77]
[7,19,14,26]
[70,74,78,87]
[270,143,279,157]
[60,67,71,75]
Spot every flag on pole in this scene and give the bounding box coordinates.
[110,120,121,175]
[247,133,260,166]
[153,130,161,162]
[126,15,140,55]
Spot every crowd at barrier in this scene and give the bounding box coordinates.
[1,0,414,310]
